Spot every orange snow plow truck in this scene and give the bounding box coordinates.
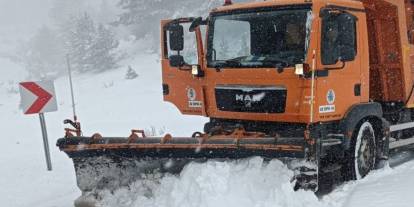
[58,0,414,202]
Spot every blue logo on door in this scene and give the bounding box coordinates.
[327,90,335,104]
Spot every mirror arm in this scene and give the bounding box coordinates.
[189,17,205,32]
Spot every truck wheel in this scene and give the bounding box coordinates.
[347,121,377,180]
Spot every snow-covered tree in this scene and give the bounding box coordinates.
[17,26,64,79]
[90,24,120,72]
[65,13,96,73]
[64,13,120,73]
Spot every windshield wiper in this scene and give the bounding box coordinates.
[212,60,242,69]
[224,59,242,66]
[262,57,291,73]
[211,58,291,72]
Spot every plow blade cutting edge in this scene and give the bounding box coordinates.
[57,134,319,207]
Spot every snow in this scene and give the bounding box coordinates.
[1,54,414,207]
[95,158,414,207]
[97,157,320,207]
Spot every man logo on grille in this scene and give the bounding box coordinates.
[236,92,266,107]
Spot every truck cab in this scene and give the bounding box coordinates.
[161,0,371,127]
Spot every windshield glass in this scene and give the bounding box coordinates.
[207,7,312,68]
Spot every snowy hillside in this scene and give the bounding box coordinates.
[1,54,414,207]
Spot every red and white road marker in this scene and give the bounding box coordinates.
[19,81,57,114]
[19,81,58,171]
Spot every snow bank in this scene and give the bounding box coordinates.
[98,157,320,207]
[323,160,414,207]
[91,157,414,207]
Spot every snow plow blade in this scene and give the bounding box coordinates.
[57,129,319,207]
[57,136,306,159]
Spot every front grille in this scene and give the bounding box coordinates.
[215,85,287,113]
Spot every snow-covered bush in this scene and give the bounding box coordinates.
[103,81,115,88]
[125,65,138,80]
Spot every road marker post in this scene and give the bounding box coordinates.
[39,113,52,171]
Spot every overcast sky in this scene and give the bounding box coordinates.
[0,0,53,53]
[0,0,52,26]
[0,0,53,41]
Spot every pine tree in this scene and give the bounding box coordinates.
[90,24,120,72]
[66,13,96,72]
[64,13,119,73]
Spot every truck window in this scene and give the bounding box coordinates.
[321,12,357,65]
[207,8,312,68]
[167,23,199,65]
[213,19,251,61]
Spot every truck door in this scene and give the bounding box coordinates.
[317,9,363,121]
[161,18,207,116]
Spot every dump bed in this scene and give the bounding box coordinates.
[362,0,414,105]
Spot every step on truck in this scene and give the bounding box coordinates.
[57,0,414,206]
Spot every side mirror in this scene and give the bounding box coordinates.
[168,24,184,51]
[169,55,185,67]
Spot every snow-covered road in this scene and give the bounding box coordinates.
[1,55,413,207]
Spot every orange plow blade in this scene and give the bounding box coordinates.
[57,130,319,207]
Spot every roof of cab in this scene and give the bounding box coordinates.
[212,0,363,13]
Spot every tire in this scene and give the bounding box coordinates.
[346,121,377,180]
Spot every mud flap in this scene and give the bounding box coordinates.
[376,118,390,169]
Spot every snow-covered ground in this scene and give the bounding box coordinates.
[1,54,414,207]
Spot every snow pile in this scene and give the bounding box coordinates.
[95,157,414,207]
[98,157,320,207]
[324,161,414,207]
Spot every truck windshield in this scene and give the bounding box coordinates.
[207,8,312,68]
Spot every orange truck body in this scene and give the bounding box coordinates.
[161,0,414,125]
